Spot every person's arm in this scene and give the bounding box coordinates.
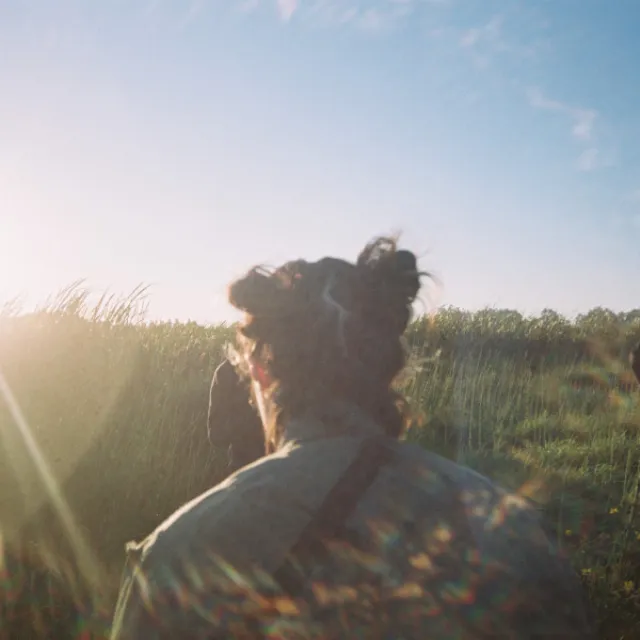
[109,540,179,640]
[109,537,255,639]
[496,494,598,638]
[207,357,265,471]
[207,359,236,447]
[630,342,640,384]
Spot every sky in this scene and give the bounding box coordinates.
[1,0,640,325]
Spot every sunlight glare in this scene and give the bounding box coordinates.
[0,364,105,591]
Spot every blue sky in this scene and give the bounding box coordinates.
[1,0,639,324]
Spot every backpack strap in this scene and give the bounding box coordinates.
[272,436,394,598]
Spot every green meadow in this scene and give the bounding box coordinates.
[1,285,639,638]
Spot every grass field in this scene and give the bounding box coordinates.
[1,285,640,638]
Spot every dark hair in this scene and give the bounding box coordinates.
[227,236,426,451]
[208,357,266,471]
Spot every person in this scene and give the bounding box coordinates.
[631,342,640,385]
[110,236,596,638]
[207,356,265,473]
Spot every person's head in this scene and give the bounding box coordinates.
[226,236,427,453]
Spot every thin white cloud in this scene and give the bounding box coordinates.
[143,0,161,18]
[228,0,450,32]
[287,0,446,32]
[277,0,298,21]
[307,3,408,33]
[388,0,449,17]
[340,7,358,24]
[180,0,206,29]
[239,0,261,13]
[525,87,614,172]
[526,87,597,142]
[348,4,413,33]
[460,15,502,49]
[458,13,545,69]
[577,148,599,172]
[389,1,414,20]
[359,8,385,32]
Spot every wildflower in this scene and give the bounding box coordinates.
[624,581,634,594]
[564,529,572,536]
[581,568,592,575]
[609,507,619,515]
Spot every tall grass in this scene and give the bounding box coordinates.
[1,285,639,638]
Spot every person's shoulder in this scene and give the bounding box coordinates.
[125,480,230,570]
[393,440,504,493]
[126,448,299,563]
[112,460,286,638]
[391,440,545,536]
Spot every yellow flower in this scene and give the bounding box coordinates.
[581,568,592,575]
[624,581,634,594]
[609,507,619,515]
[565,529,573,536]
